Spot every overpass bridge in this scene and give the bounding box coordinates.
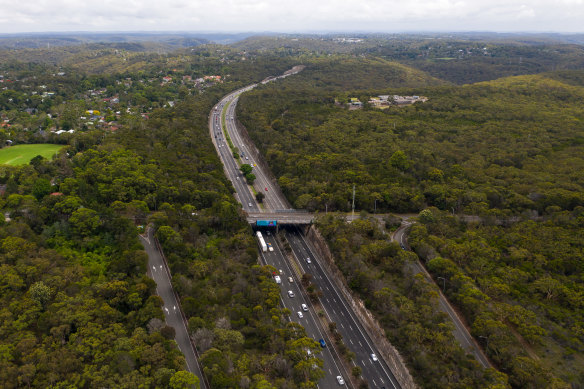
[245,210,315,226]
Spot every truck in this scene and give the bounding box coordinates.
[256,231,267,252]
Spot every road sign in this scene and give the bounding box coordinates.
[256,220,277,227]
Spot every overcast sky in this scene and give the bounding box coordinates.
[0,0,583,34]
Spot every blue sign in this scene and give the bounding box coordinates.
[256,220,277,227]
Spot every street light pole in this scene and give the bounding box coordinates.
[437,276,446,292]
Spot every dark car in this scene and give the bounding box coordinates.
[319,339,326,348]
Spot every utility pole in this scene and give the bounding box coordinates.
[351,184,355,221]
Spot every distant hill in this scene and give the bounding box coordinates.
[0,32,260,51]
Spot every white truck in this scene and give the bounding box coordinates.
[256,231,267,252]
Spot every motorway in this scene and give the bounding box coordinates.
[259,232,351,388]
[285,227,401,389]
[140,228,208,389]
[393,221,492,369]
[209,68,406,387]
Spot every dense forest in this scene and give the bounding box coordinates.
[316,214,509,388]
[237,60,584,387]
[0,52,322,388]
[2,36,584,388]
[238,67,584,217]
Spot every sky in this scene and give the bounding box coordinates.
[0,0,583,34]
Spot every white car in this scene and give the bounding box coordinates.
[288,277,294,283]
[371,353,378,361]
[297,311,303,318]
[301,303,308,311]
[288,290,295,298]
[248,202,253,207]
[306,257,311,264]
[336,376,345,385]
[274,275,281,284]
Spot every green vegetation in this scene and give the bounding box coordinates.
[0,144,63,165]
[317,214,508,388]
[239,72,584,217]
[238,59,584,387]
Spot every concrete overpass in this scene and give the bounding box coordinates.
[246,211,315,225]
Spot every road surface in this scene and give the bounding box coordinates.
[393,221,492,369]
[285,226,402,389]
[140,227,208,388]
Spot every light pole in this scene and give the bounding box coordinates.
[437,276,446,292]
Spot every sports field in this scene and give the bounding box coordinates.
[0,144,64,166]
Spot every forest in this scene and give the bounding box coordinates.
[236,58,584,387]
[1,36,584,388]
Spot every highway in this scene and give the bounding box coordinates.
[258,232,352,388]
[393,221,492,369]
[210,67,405,387]
[140,227,208,388]
[285,227,401,389]
[209,89,260,213]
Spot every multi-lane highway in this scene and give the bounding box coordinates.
[209,89,259,213]
[259,232,352,387]
[209,68,407,388]
[285,227,402,389]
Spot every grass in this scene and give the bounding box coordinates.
[0,144,64,166]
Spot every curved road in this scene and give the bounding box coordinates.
[393,220,492,369]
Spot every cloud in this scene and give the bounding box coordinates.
[0,0,582,33]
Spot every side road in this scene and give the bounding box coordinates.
[140,227,208,389]
[393,221,492,369]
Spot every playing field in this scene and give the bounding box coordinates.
[0,144,64,166]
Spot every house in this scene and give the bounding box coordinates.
[349,97,363,109]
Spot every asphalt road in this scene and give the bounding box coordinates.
[285,227,401,389]
[258,232,351,388]
[140,227,208,388]
[393,221,492,369]
[210,88,260,213]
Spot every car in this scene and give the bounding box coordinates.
[318,339,326,348]
[371,353,378,361]
[306,257,311,264]
[336,376,345,385]
[267,243,274,252]
[274,275,281,284]
[288,290,295,298]
[288,277,294,283]
[297,311,303,318]
[301,303,308,311]
[245,156,249,160]
[400,244,406,250]
[279,269,283,274]
[248,202,253,207]
[265,187,268,191]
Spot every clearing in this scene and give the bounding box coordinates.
[0,144,64,166]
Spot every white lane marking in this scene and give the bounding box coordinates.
[359,341,363,347]
[349,339,353,344]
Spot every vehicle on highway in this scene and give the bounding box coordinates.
[248,202,253,207]
[301,303,308,311]
[371,353,378,361]
[274,275,281,284]
[245,156,249,160]
[318,339,326,348]
[267,243,274,252]
[288,276,293,283]
[336,376,345,385]
[288,290,295,298]
[297,311,303,318]
[306,257,311,264]
[279,269,283,274]
[265,187,268,191]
